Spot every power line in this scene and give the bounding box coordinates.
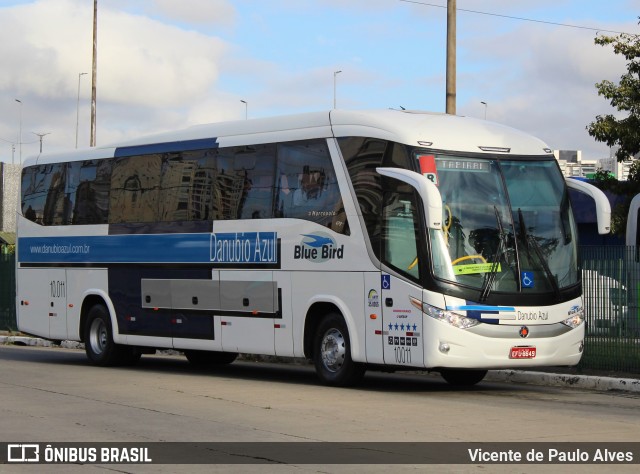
[399,0,637,36]
[0,136,38,145]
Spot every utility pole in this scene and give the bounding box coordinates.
[90,0,97,147]
[76,72,87,148]
[446,0,456,115]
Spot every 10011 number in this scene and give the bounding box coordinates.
[394,346,411,364]
[50,280,66,298]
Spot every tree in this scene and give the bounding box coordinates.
[587,22,640,163]
[590,165,640,237]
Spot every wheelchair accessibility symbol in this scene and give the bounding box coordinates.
[521,271,534,288]
[381,274,391,290]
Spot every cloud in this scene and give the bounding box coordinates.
[150,0,236,27]
[98,9,226,107]
[456,19,633,159]
[1,0,636,163]
[0,0,229,155]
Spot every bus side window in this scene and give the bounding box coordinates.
[381,182,421,282]
[21,166,39,223]
[237,144,276,219]
[24,163,67,226]
[68,160,111,225]
[109,154,161,223]
[276,140,345,232]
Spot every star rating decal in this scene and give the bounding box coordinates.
[387,323,418,332]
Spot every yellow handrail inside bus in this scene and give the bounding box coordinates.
[451,255,487,266]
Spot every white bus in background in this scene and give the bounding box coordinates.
[622,193,640,336]
[581,270,628,336]
[16,109,611,386]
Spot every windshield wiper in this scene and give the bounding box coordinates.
[518,208,560,296]
[560,192,572,245]
[479,206,507,302]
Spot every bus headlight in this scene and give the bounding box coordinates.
[411,298,480,329]
[562,310,585,329]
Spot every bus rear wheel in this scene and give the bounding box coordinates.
[313,313,365,387]
[439,369,487,386]
[84,304,140,366]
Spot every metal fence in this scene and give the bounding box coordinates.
[0,253,16,332]
[580,246,640,374]
[0,248,638,374]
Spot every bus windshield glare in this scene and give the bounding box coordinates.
[425,154,578,297]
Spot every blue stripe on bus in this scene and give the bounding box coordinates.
[18,232,278,265]
[447,304,515,325]
[446,305,516,312]
[114,137,219,158]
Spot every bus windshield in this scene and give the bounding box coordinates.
[425,154,578,297]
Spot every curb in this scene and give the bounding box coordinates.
[486,369,640,393]
[1,335,83,350]
[2,335,639,393]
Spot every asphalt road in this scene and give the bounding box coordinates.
[1,344,639,473]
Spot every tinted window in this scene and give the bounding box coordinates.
[21,163,66,225]
[382,182,422,282]
[217,144,276,220]
[276,140,347,233]
[21,139,348,229]
[68,160,111,224]
[110,154,161,223]
[158,149,218,222]
[339,138,411,255]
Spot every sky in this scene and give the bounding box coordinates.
[0,0,638,164]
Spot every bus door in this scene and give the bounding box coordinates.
[381,274,424,368]
[379,188,425,368]
[219,270,276,355]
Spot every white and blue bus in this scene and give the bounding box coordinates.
[16,109,611,386]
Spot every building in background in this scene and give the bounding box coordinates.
[598,147,640,181]
[554,150,600,178]
[0,162,21,233]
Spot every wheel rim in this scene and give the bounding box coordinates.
[89,318,108,356]
[320,328,346,373]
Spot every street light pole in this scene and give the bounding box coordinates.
[15,99,22,164]
[481,101,487,120]
[76,72,87,148]
[240,100,247,120]
[33,132,51,153]
[333,70,342,109]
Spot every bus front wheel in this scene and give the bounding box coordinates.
[84,304,140,366]
[313,313,365,387]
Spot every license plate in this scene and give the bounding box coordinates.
[510,346,536,359]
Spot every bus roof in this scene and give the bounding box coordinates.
[26,109,553,167]
[329,109,552,156]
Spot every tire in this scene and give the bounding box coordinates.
[84,304,139,366]
[313,313,365,387]
[184,350,238,366]
[440,369,487,387]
